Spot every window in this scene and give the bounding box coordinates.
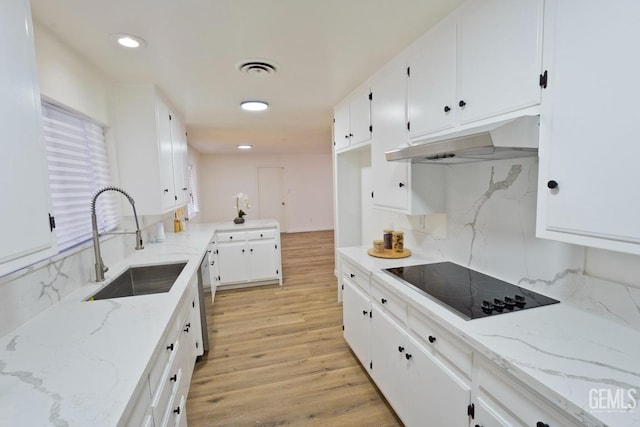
[42,101,120,252]
[187,164,200,218]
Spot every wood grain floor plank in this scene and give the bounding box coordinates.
[186,230,401,426]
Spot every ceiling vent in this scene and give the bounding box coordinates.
[236,59,279,77]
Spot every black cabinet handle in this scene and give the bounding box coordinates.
[398,182,405,188]
[260,234,263,237]
[242,249,245,253]
[163,188,169,193]
[250,248,253,253]
[170,374,177,382]
[350,273,355,278]
[381,298,387,304]
[229,236,233,239]
[428,335,436,343]
[182,187,188,191]
[444,105,451,112]
[547,180,558,189]
[458,100,466,107]
[398,346,405,352]
[536,423,549,427]
[349,133,354,137]
[166,343,174,351]
[405,353,412,360]
[345,135,349,139]
[184,327,190,333]
[362,310,368,316]
[173,406,181,415]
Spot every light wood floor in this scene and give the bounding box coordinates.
[186,230,402,426]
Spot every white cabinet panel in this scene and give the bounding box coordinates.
[537,0,640,254]
[250,239,278,281]
[0,0,57,276]
[408,21,457,137]
[333,103,350,151]
[216,241,248,285]
[456,0,544,124]
[406,336,471,427]
[333,87,371,152]
[342,278,371,369]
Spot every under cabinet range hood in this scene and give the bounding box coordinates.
[385,115,540,164]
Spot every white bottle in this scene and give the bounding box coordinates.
[155,222,166,242]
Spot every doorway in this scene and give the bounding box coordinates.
[257,167,287,231]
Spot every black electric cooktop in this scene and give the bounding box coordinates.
[384,262,559,320]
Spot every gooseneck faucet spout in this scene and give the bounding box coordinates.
[91,186,144,282]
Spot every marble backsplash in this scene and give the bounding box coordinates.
[365,157,640,332]
[0,213,173,338]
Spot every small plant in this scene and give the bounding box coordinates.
[233,192,250,218]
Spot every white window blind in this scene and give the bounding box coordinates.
[187,164,200,218]
[42,101,120,252]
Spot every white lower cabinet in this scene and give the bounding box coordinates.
[124,275,202,427]
[213,224,282,288]
[339,255,582,427]
[342,278,371,369]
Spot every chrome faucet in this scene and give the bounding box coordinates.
[91,186,144,282]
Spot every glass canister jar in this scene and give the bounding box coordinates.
[392,231,404,252]
[383,229,393,250]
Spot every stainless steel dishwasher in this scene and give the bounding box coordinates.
[197,253,210,353]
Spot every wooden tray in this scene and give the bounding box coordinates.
[367,248,412,259]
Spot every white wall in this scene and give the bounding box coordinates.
[199,153,334,232]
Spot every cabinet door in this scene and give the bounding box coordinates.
[333,103,350,151]
[249,239,278,281]
[0,0,57,275]
[371,62,410,211]
[457,0,543,124]
[342,279,371,368]
[216,242,249,284]
[171,114,188,206]
[408,22,457,137]
[156,98,176,211]
[349,87,372,146]
[538,0,640,251]
[406,336,471,427]
[370,306,407,421]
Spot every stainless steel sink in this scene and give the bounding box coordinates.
[87,262,187,300]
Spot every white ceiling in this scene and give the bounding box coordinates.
[30,0,463,154]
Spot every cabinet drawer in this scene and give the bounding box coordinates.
[123,380,152,427]
[152,339,181,425]
[408,307,472,379]
[149,328,179,393]
[247,229,275,240]
[341,258,370,293]
[215,231,246,242]
[475,358,581,427]
[371,277,407,324]
[161,368,183,427]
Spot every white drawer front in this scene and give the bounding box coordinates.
[371,277,407,324]
[247,229,275,240]
[215,231,246,242]
[408,307,472,379]
[152,339,181,425]
[341,258,370,293]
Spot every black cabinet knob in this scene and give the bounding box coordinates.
[381,298,387,304]
[163,188,169,193]
[536,423,549,427]
[349,133,354,137]
[350,273,355,278]
[405,353,412,360]
[173,406,181,415]
[428,335,436,343]
[242,249,245,253]
[458,100,466,107]
[398,346,405,352]
[170,374,177,382]
[184,326,190,333]
[398,182,405,188]
[444,105,451,113]
[166,343,174,351]
[345,135,349,139]
[362,310,368,316]
[547,180,558,189]
[229,236,233,239]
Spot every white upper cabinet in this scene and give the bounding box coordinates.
[0,0,57,277]
[537,0,640,254]
[333,86,372,152]
[408,21,457,137]
[456,0,544,125]
[371,61,446,214]
[408,0,544,142]
[113,84,189,216]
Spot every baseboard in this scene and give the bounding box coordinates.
[285,225,334,233]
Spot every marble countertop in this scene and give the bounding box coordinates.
[0,223,220,426]
[339,246,640,427]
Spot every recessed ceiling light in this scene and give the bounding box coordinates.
[238,145,253,150]
[109,33,147,49]
[240,101,269,111]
